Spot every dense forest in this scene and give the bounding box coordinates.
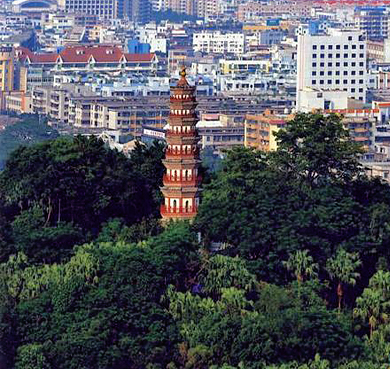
[1,113,390,368]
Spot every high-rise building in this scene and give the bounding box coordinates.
[65,0,118,19]
[354,6,389,41]
[297,29,367,110]
[196,0,219,19]
[164,0,195,15]
[124,0,152,23]
[160,67,202,221]
[0,47,15,92]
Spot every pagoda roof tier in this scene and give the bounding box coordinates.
[168,117,199,125]
[161,187,202,196]
[162,158,202,165]
[166,138,200,146]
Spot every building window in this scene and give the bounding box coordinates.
[320,62,325,67]
[344,53,348,58]
[336,71,340,76]
[328,71,332,76]
[351,62,356,67]
[320,53,325,58]
[328,45,333,50]
[344,62,348,67]
[328,79,332,84]
[352,45,357,49]
[359,62,364,66]
[348,36,352,41]
[359,79,364,84]
[320,71,324,76]
[312,62,317,67]
[359,88,364,92]
[320,80,324,85]
[312,53,317,58]
[336,53,340,58]
[328,62,333,67]
[313,45,317,50]
[351,88,355,92]
[359,71,364,75]
[328,54,332,58]
[320,45,325,50]
[351,79,356,84]
[360,44,364,49]
[351,71,356,75]
[312,80,317,84]
[312,71,317,76]
[343,71,348,75]
[343,79,348,84]
[336,62,340,67]
[344,44,349,49]
[336,45,341,49]
[336,79,340,84]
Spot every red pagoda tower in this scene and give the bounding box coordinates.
[160,67,202,221]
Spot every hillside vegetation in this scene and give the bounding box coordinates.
[1,113,390,368]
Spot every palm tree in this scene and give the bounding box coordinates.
[201,255,257,297]
[283,249,318,283]
[369,270,390,299]
[326,248,361,312]
[354,287,386,339]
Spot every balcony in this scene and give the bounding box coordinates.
[163,174,202,186]
[160,204,198,217]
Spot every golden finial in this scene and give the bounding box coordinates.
[180,65,187,78]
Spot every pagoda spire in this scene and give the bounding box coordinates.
[160,67,202,221]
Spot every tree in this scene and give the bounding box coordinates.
[369,270,390,299]
[200,255,257,297]
[0,135,164,263]
[15,344,51,369]
[326,249,361,312]
[283,250,318,283]
[196,113,378,283]
[270,113,363,186]
[0,115,58,170]
[354,288,385,339]
[10,223,199,369]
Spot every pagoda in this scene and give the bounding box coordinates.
[160,67,202,221]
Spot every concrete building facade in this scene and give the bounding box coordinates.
[297,29,367,110]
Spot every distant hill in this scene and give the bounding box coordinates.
[0,115,59,169]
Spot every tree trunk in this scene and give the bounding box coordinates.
[57,198,61,224]
[44,197,52,227]
[370,322,373,340]
[337,282,343,313]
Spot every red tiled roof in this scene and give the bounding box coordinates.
[123,53,155,62]
[59,45,123,63]
[32,54,59,63]
[15,45,156,65]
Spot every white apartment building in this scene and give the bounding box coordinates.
[193,31,245,55]
[297,29,367,111]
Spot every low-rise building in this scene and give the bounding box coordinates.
[197,113,244,152]
[5,91,32,113]
[244,110,288,152]
[193,31,245,55]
